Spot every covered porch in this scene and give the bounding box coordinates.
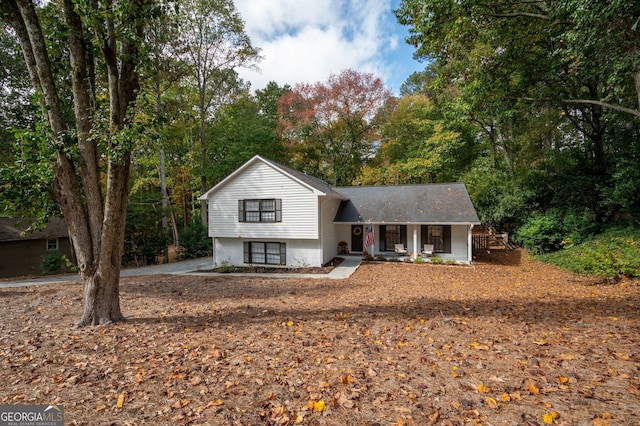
[334,223,475,264]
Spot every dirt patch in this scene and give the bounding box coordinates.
[0,249,639,425]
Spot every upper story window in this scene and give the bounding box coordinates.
[238,199,282,223]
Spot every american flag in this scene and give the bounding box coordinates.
[364,224,374,248]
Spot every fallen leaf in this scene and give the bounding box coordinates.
[543,410,559,424]
[526,378,540,395]
[484,397,499,409]
[477,384,490,393]
[116,392,125,409]
[340,375,355,384]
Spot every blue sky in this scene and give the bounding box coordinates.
[234,0,425,95]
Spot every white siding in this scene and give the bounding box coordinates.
[207,161,319,240]
[214,237,322,268]
[320,197,342,264]
[447,225,471,263]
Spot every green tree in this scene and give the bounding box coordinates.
[395,0,640,227]
[170,0,260,223]
[0,22,37,165]
[208,84,288,183]
[359,93,473,185]
[1,0,154,326]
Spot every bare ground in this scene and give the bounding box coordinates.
[1,249,639,425]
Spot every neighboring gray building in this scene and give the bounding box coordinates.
[0,218,75,278]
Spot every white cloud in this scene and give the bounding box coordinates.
[233,0,414,93]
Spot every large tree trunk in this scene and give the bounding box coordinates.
[3,0,146,327]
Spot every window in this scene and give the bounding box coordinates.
[428,225,444,252]
[244,242,286,265]
[47,239,59,251]
[379,225,407,251]
[384,225,402,250]
[421,225,451,253]
[239,199,282,222]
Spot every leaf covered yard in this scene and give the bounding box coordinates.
[1,250,639,425]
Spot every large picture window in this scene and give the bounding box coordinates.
[244,242,286,265]
[421,225,451,253]
[238,199,282,223]
[379,225,407,251]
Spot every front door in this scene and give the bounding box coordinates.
[351,225,363,252]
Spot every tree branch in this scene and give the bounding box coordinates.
[523,97,640,119]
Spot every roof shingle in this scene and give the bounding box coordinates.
[334,183,480,224]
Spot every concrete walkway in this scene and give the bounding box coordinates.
[0,256,361,288]
[189,255,362,280]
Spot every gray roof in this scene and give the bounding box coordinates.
[0,217,69,242]
[334,183,480,224]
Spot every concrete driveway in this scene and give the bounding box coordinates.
[0,256,361,288]
[0,257,213,288]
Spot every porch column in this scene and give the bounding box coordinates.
[212,237,217,267]
[468,225,474,263]
[413,226,418,259]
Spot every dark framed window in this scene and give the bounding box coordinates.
[238,199,282,222]
[244,242,286,265]
[379,225,407,251]
[421,225,451,253]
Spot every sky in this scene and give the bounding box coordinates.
[233,0,425,95]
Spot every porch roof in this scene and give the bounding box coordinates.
[333,183,480,224]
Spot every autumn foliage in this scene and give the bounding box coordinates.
[277,69,394,186]
[1,249,639,424]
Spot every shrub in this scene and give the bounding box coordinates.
[540,227,640,278]
[178,220,212,260]
[40,250,64,275]
[515,208,598,254]
[515,212,563,254]
[414,256,424,264]
[375,254,387,261]
[430,256,443,264]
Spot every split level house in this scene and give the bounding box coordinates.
[199,155,481,268]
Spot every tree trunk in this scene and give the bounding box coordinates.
[634,71,640,115]
[78,272,125,325]
[199,98,208,225]
[160,146,170,264]
[3,0,146,327]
